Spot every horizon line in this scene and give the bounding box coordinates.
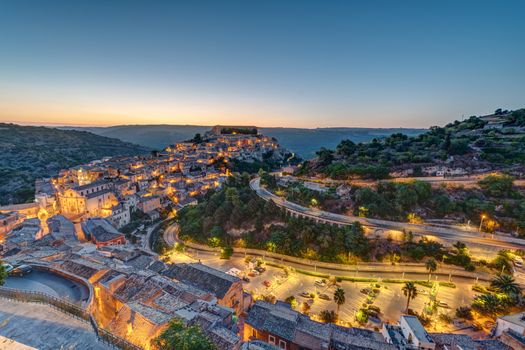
[1,120,431,130]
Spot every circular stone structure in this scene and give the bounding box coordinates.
[4,269,90,303]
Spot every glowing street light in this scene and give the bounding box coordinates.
[479,214,486,232]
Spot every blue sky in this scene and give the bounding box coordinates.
[0,0,524,127]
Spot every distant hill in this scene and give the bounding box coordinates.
[299,108,525,179]
[62,125,425,159]
[0,124,149,205]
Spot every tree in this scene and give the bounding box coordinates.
[472,294,504,317]
[285,295,298,309]
[333,287,346,316]
[319,310,337,323]
[402,282,418,312]
[0,264,6,286]
[478,174,515,198]
[154,318,216,350]
[425,259,438,281]
[455,306,473,320]
[491,274,522,296]
[336,139,356,157]
[193,133,203,144]
[316,148,334,166]
[300,302,311,315]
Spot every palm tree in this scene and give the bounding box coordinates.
[402,282,418,313]
[334,287,346,315]
[472,294,502,317]
[319,310,337,323]
[491,274,522,296]
[425,259,437,281]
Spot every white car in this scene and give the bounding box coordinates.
[315,279,327,287]
[226,268,241,277]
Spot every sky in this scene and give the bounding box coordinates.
[0,0,524,128]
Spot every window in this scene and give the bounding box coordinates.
[268,335,276,345]
[279,340,286,349]
[252,329,256,338]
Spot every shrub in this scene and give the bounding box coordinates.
[464,263,476,272]
[220,246,233,259]
[285,295,298,309]
[355,309,369,324]
[456,306,473,320]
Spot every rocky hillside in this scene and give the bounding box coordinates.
[0,123,149,205]
[299,109,525,180]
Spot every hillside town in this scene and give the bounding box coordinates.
[0,126,523,350]
[0,126,283,248]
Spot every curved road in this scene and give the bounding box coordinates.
[163,223,492,281]
[250,177,525,255]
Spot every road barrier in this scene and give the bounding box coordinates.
[0,286,142,350]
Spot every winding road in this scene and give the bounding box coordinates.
[250,177,525,257]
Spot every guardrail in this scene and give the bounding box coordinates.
[0,287,142,350]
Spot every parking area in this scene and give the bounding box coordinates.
[166,249,478,328]
[3,269,90,304]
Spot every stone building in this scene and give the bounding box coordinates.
[244,301,396,350]
[163,262,244,314]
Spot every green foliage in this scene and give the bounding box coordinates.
[425,258,438,273]
[334,287,346,314]
[0,264,6,286]
[490,274,522,300]
[403,238,445,262]
[504,109,525,127]
[478,174,516,198]
[284,295,298,309]
[455,306,473,320]
[278,182,339,211]
[402,282,418,312]
[121,210,151,234]
[355,309,369,324]
[490,250,513,274]
[220,246,233,259]
[177,175,371,263]
[472,293,507,317]
[153,318,216,350]
[302,109,525,184]
[353,180,433,220]
[319,310,337,323]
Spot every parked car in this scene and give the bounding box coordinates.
[299,291,313,298]
[255,266,266,273]
[226,268,241,277]
[9,264,32,277]
[263,280,272,287]
[318,293,331,301]
[315,279,327,287]
[438,301,450,308]
[242,276,250,283]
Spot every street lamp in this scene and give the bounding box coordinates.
[478,215,486,233]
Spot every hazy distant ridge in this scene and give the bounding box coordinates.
[63,125,425,159]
